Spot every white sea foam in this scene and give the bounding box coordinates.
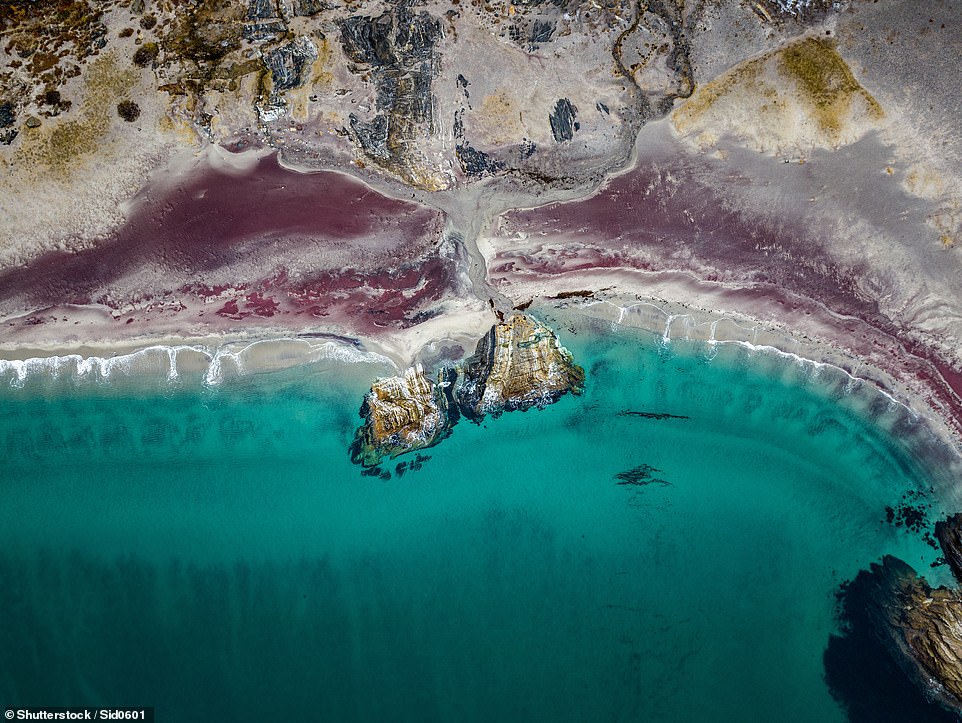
[588,297,900,403]
[583,297,942,449]
[0,338,393,389]
[581,296,962,499]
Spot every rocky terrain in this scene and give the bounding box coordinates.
[1,1,959,434]
[349,363,457,468]
[831,514,962,717]
[455,312,586,421]
[4,2,962,713]
[350,313,584,466]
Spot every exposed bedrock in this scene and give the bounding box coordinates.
[843,556,962,715]
[455,313,586,422]
[349,364,457,468]
[937,514,962,586]
[829,516,962,718]
[351,314,584,466]
[0,0,722,197]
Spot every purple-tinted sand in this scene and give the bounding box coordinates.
[491,161,962,436]
[0,155,456,336]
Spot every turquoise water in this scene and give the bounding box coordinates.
[0,317,954,721]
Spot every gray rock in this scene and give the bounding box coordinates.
[549,98,578,142]
[263,37,317,91]
[0,102,14,128]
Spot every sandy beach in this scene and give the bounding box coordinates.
[1,0,961,465]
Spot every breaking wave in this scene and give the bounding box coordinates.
[0,338,394,389]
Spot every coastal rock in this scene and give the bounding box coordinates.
[351,314,584,465]
[349,364,456,467]
[854,555,962,713]
[455,314,585,422]
[835,516,962,717]
[936,513,962,584]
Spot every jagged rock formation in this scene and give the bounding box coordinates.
[455,314,586,422]
[834,515,962,716]
[351,314,584,466]
[937,513,962,584]
[349,364,457,468]
[0,0,709,193]
[852,555,962,714]
[339,4,443,189]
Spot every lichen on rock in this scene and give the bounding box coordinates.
[835,513,962,716]
[672,37,884,155]
[854,555,962,713]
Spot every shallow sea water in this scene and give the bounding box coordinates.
[0,316,955,722]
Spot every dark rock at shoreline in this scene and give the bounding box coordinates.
[850,556,962,713]
[827,516,962,719]
[936,513,962,584]
[825,557,960,722]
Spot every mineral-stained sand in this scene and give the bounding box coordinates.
[1,0,962,454]
[0,152,478,348]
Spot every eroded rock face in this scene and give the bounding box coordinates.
[853,556,962,713]
[351,314,584,466]
[0,0,709,193]
[349,364,457,468]
[832,517,962,717]
[456,314,586,422]
[936,513,962,585]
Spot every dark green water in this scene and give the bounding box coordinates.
[0,318,954,721]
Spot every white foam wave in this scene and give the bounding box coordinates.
[587,296,962,501]
[589,298,912,414]
[0,338,393,389]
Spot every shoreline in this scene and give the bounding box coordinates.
[3,292,961,480]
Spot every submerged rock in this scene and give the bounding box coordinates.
[351,314,584,466]
[349,364,456,467]
[455,314,585,422]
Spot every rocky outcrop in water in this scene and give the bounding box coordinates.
[936,513,962,584]
[351,314,584,467]
[349,364,457,468]
[831,515,962,717]
[455,314,586,423]
[852,555,962,713]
